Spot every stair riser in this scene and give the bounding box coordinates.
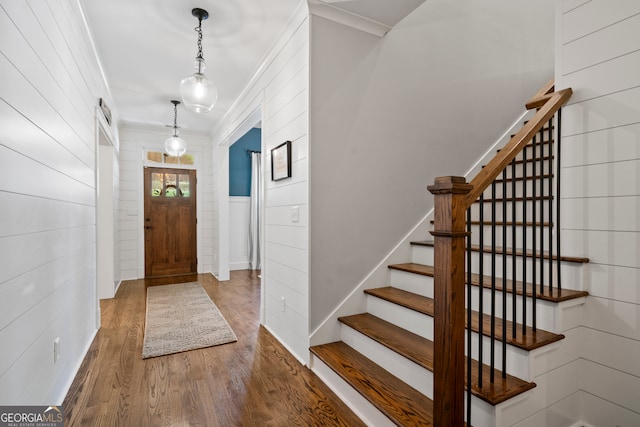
[518,141,553,157]
[468,224,553,247]
[341,325,432,397]
[366,294,433,340]
[311,350,496,427]
[468,329,532,381]
[411,246,584,290]
[390,267,578,332]
[500,158,554,179]
[469,286,557,332]
[366,293,532,380]
[472,291,586,336]
[481,177,554,200]
[389,269,434,298]
[470,201,554,223]
[309,355,398,427]
[340,324,495,425]
[469,254,581,289]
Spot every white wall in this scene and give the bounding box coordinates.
[117,126,213,280]
[0,0,115,404]
[308,0,555,330]
[557,1,640,424]
[212,3,310,363]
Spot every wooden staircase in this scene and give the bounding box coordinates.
[309,82,589,426]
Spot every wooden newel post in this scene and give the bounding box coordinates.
[427,176,472,427]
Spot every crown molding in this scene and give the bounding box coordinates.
[307,0,390,37]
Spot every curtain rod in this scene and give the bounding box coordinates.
[246,149,261,154]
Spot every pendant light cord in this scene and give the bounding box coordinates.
[195,18,204,73]
[172,103,179,137]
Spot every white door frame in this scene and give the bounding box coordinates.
[221,103,266,322]
[95,108,116,328]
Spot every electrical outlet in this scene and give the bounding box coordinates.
[291,206,299,223]
[53,338,61,363]
[280,297,286,312]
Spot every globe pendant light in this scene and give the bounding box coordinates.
[164,100,187,157]
[180,8,218,113]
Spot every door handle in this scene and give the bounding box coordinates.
[145,226,152,230]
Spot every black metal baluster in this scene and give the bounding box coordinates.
[539,127,545,303]
[491,183,497,383]
[532,132,538,333]
[522,140,528,336]
[502,169,507,377]
[478,193,485,388]
[557,110,563,292]
[548,118,555,294]
[511,160,517,340]
[466,208,473,425]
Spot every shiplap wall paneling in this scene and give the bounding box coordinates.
[557,0,640,422]
[210,4,310,363]
[0,0,113,404]
[262,15,310,364]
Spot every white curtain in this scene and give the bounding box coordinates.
[248,152,262,270]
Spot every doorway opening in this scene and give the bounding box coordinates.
[229,126,262,272]
[95,111,116,328]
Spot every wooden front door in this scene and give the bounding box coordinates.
[144,167,197,277]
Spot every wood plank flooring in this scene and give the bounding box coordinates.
[63,271,365,427]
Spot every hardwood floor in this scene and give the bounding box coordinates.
[63,271,365,426]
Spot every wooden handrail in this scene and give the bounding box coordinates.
[429,81,572,427]
[525,78,555,109]
[464,87,572,207]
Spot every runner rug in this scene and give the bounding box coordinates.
[142,282,237,358]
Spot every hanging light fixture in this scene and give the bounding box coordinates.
[164,100,187,157]
[180,8,218,113]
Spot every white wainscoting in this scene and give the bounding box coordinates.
[230,197,250,270]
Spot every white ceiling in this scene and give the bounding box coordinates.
[81,0,303,135]
[81,0,425,136]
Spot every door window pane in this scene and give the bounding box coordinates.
[165,155,180,165]
[151,173,163,196]
[181,154,194,165]
[147,151,163,163]
[165,174,178,197]
[179,174,190,197]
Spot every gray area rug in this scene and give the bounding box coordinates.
[142,282,237,359]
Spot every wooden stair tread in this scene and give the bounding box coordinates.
[473,195,553,203]
[338,313,536,405]
[388,263,589,303]
[411,240,589,264]
[430,220,552,226]
[493,174,553,184]
[511,155,553,165]
[364,287,564,351]
[498,139,553,151]
[310,341,435,426]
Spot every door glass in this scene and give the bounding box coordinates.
[179,174,190,197]
[165,155,179,165]
[147,151,163,163]
[151,173,163,196]
[181,154,194,165]
[165,173,178,197]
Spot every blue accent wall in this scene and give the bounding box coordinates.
[229,127,261,196]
